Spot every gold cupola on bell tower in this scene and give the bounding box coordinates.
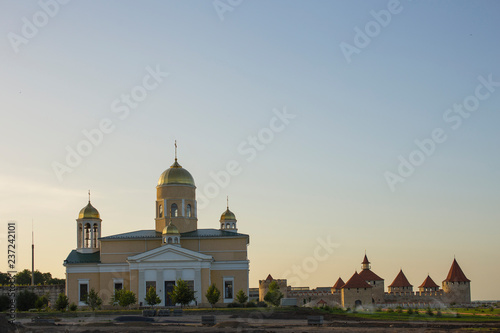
[155,142,197,234]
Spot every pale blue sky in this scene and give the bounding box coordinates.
[1,0,499,300]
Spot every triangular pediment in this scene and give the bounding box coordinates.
[127,245,213,263]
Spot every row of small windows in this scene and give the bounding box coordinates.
[221,222,236,229]
[158,203,192,218]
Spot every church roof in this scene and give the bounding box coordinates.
[100,230,161,240]
[389,269,412,287]
[100,228,249,241]
[359,269,384,281]
[342,271,372,289]
[443,259,470,283]
[332,277,345,289]
[419,275,440,288]
[64,250,101,264]
[181,228,248,239]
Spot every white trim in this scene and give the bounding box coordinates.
[211,261,249,271]
[199,250,246,253]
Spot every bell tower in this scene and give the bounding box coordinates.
[76,191,102,253]
[155,142,197,234]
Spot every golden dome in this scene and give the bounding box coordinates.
[220,208,236,222]
[78,202,100,219]
[158,160,195,187]
[162,221,180,235]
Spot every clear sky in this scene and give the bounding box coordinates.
[1,1,499,301]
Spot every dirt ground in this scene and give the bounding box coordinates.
[2,309,500,333]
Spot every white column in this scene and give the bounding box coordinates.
[195,268,202,304]
[138,270,145,305]
[182,199,185,217]
[77,222,80,248]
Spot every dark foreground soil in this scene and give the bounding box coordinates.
[2,309,500,333]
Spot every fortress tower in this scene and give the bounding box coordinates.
[442,258,471,304]
[358,254,385,303]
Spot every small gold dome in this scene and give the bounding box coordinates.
[220,209,236,222]
[158,160,195,187]
[162,221,180,235]
[78,202,100,219]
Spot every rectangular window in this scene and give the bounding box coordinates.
[79,283,88,302]
[114,283,123,290]
[224,280,233,299]
[146,281,156,292]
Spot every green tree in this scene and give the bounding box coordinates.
[169,279,195,308]
[0,272,11,285]
[145,286,161,307]
[85,288,102,311]
[14,270,31,285]
[235,289,248,304]
[205,284,221,308]
[16,289,38,311]
[55,293,69,311]
[117,289,137,308]
[264,281,283,306]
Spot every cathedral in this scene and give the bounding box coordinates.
[64,150,250,307]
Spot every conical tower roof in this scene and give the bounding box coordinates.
[419,275,439,288]
[388,269,412,287]
[443,259,470,283]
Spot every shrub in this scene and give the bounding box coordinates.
[235,289,248,304]
[245,301,256,308]
[426,308,434,316]
[407,308,413,315]
[16,290,38,311]
[169,279,194,308]
[55,293,69,311]
[227,302,240,308]
[69,302,78,311]
[145,286,161,307]
[35,295,49,310]
[256,301,267,308]
[85,288,103,311]
[395,306,403,313]
[436,310,442,317]
[386,308,394,313]
[205,284,220,308]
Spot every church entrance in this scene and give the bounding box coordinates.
[164,281,175,306]
[354,300,362,308]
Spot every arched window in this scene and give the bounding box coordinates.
[168,237,173,244]
[171,203,178,217]
[84,223,90,248]
[186,204,192,217]
[226,223,229,229]
[78,224,83,248]
[174,238,178,244]
[93,224,98,248]
[159,204,163,218]
[221,224,224,229]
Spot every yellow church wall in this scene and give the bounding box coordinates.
[97,272,131,304]
[130,269,139,298]
[100,239,161,263]
[199,238,247,251]
[157,185,195,199]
